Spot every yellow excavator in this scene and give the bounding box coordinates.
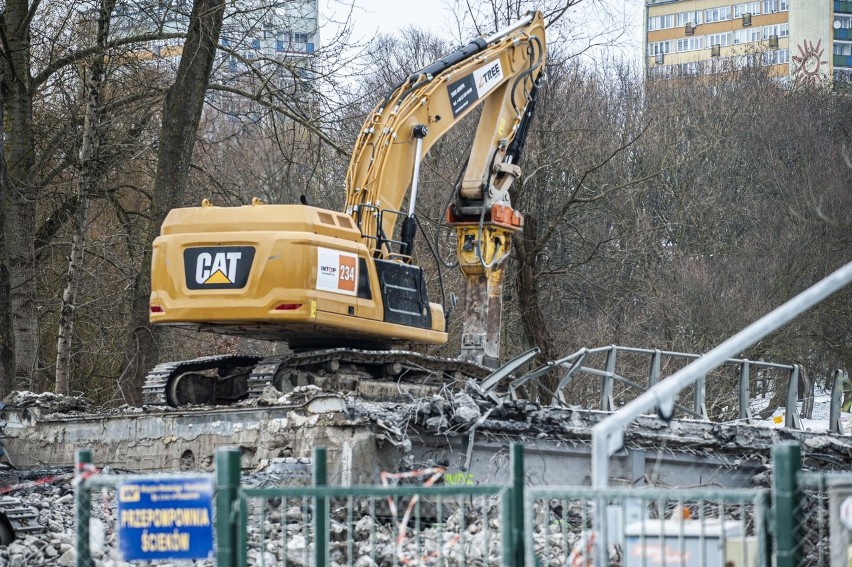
[143,12,547,406]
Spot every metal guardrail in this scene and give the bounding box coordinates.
[499,344,820,427]
[588,262,852,565]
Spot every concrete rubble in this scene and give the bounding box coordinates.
[0,383,850,565]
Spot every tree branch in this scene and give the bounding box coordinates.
[206,83,350,156]
[32,32,185,88]
[535,120,651,253]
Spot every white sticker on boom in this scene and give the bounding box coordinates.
[473,59,503,97]
[316,248,358,296]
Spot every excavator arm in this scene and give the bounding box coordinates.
[344,11,546,366]
[345,11,545,252]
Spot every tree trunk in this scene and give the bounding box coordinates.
[799,365,814,420]
[1,0,39,391]
[55,0,115,395]
[0,105,15,396]
[121,0,226,404]
[512,214,558,401]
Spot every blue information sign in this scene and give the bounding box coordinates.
[116,476,214,561]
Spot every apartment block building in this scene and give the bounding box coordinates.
[112,0,319,71]
[644,0,851,83]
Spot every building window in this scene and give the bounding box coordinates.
[648,13,675,31]
[707,32,733,47]
[763,23,789,39]
[763,48,789,65]
[293,32,309,44]
[705,6,732,23]
[734,2,761,17]
[735,29,764,44]
[676,10,702,26]
[762,0,782,12]
[677,36,703,52]
[647,40,673,56]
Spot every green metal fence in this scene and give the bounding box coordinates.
[772,442,852,567]
[75,446,526,567]
[223,446,523,566]
[525,486,769,566]
[75,441,848,566]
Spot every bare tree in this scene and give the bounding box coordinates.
[0,0,40,390]
[0,104,14,395]
[55,0,117,395]
[121,0,226,403]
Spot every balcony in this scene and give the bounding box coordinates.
[834,54,852,67]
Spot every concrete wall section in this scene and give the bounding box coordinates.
[1,406,391,485]
[411,435,763,488]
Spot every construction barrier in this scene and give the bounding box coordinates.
[526,486,769,566]
[76,442,852,566]
[773,442,852,567]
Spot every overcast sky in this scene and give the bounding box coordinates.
[322,0,644,61]
[345,0,460,41]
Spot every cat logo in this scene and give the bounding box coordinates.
[195,252,241,285]
[183,246,255,290]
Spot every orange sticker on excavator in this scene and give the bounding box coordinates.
[338,254,357,292]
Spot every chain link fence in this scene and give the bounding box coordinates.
[237,487,512,566]
[794,473,852,567]
[526,487,769,566]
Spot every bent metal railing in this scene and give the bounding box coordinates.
[502,345,814,428]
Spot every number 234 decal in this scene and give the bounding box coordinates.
[316,248,358,295]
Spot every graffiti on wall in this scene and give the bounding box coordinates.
[791,39,828,82]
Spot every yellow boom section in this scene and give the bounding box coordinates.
[344,11,546,256]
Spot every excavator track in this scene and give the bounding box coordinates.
[248,348,492,397]
[142,354,263,406]
[144,349,491,407]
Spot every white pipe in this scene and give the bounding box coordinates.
[485,12,535,44]
[407,135,424,218]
